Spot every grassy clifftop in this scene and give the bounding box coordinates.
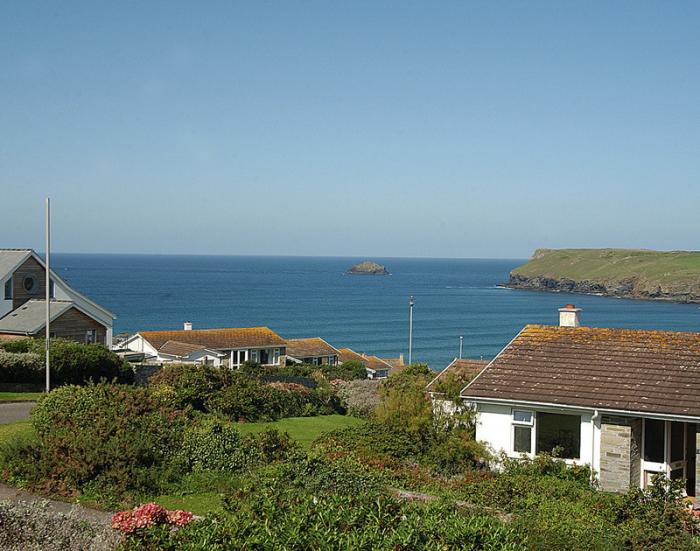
[508,248,700,303]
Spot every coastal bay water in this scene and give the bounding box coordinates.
[52,254,700,370]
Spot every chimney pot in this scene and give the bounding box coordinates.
[558,305,582,327]
[184,321,193,331]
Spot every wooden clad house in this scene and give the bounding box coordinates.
[0,249,115,346]
[462,305,700,496]
[123,323,286,367]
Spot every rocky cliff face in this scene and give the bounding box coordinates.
[506,273,700,303]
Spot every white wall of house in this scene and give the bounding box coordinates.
[474,402,601,474]
[186,349,223,367]
[124,334,160,358]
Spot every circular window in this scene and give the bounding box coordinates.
[23,276,35,292]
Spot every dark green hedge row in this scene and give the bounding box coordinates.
[0,338,133,386]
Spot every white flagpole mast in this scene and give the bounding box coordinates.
[408,295,414,365]
[45,198,50,393]
[459,335,463,359]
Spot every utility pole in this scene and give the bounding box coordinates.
[45,197,51,393]
[408,295,414,365]
[459,335,463,359]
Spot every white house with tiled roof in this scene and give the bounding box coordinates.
[123,322,286,367]
[462,305,700,497]
[0,249,115,347]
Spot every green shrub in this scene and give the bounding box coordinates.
[314,422,423,462]
[206,372,342,421]
[427,430,491,475]
[206,374,285,421]
[120,489,525,550]
[149,363,225,410]
[617,474,699,550]
[0,350,43,384]
[178,417,246,472]
[0,338,132,386]
[337,378,381,418]
[25,383,186,497]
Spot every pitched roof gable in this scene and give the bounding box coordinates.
[139,326,285,351]
[0,299,75,334]
[338,348,393,372]
[462,324,700,418]
[427,358,489,393]
[286,337,339,359]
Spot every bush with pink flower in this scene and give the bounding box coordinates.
[112,503,193,535]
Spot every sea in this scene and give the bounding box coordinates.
[51,254,700,370]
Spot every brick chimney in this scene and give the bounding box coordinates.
[558,304,582,327]
[183,321,193,331]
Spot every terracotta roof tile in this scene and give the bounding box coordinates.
[139,326,285,351]
[427,358,489,392]
[159,340,209,357]
[338,348,393,372]
[462,324,700,418]
[286,337,339,359]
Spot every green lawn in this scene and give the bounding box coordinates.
[0,420,34,442]
[236,414,365,449]
[0,392,43,402]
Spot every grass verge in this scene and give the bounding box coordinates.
[236,414,365,449]
[0,392,43,402]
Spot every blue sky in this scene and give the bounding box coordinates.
[1,1,698,257]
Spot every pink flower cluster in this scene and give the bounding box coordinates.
[111,502,193,534]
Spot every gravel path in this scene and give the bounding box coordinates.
[0,402,35,423]
[0,483,113,524]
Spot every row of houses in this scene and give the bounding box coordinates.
[119,323,405,378]
[0,249,403,378]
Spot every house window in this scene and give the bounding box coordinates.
[273,348,280,365]
[644,419,665,463]
[3,278,11,300]
[85,329,97,344]
[512,409,534,454]
[250,350,258,364]
[49,279,55,299]
[535,412,581,459]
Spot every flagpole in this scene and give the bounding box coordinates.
[45,198,50,393]
[408,295,414,365]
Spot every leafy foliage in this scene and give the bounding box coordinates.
[336,378,381,418]
[0,338,133,386]
[13,383,186,499]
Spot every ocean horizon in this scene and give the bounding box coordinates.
[51,253,700,370]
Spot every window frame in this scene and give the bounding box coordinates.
[3,277,11,300]
[535,411,582,460]
[511,408,535,456]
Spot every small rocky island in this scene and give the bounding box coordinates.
[346,261,390,275]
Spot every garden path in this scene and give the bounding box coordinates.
[0,483,112,524]
[0,402,35,423]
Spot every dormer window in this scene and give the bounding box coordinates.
[3,278,11,300]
